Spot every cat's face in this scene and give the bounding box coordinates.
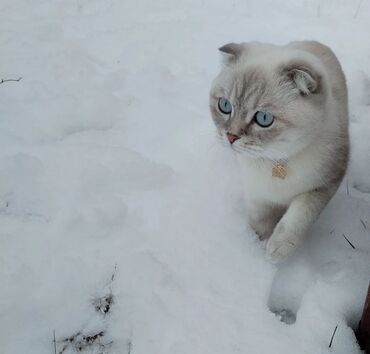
[209,42,327,161]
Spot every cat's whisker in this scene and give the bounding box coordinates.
[236,146,265,161]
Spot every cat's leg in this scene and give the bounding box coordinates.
[248,203,286,240]
[266,188,335,262]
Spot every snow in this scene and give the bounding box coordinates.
[1,0,370,353]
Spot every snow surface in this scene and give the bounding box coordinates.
[1,0,370,353]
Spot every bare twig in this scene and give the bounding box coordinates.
[346,180,350,196]
[342,234,356,249]
[329,325,338,348]
[0,77,22,85]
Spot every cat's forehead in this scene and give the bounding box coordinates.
[228,66,274,108]
[215,66,262,91]
[232,68,267,95]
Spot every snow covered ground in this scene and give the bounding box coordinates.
[1,0,370,353]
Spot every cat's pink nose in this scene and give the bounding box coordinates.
[227,133,240,144]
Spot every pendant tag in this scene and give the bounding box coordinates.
[272,163,287,179]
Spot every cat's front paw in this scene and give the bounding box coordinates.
[266,231,299,263]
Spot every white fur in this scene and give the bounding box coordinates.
[210,41,349,262]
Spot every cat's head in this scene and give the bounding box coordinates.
[209,42,328,161]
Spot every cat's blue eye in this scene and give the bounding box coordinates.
[254,111,274,128]
[218,97,232,114]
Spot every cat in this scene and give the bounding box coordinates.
[209,41,349,262]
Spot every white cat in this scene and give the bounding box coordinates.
[209,41,349,262]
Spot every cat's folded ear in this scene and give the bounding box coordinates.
[218,42,244,65]
[280,61,322,95]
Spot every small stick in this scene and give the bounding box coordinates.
[53,330,57,354]
[0,77,22,84]
[342,234,356,249]
[346,180,349,196]
[329,325,338,348]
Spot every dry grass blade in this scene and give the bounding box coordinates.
[329,325,338,348]
[342,234,356,249]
